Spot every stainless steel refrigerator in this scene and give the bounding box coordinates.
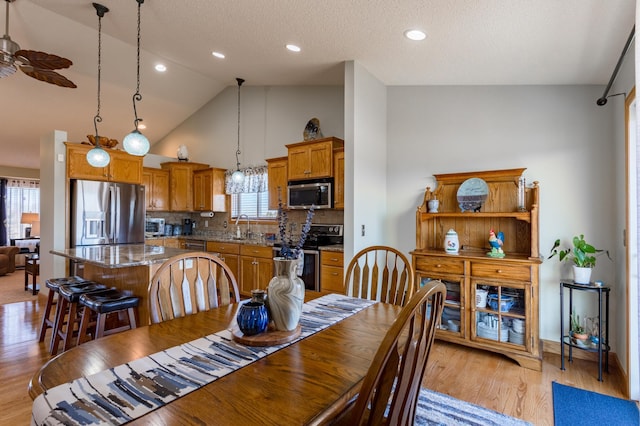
[70,179,145,247]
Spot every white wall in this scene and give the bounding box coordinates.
[153,86,344,168]
[386,85,616,343]
[610,36,635,394]
[40,131,68,282]
[347,62,388,258]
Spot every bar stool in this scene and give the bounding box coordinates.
[51,281,108,355]
[77,289,140,345]
[38,276,88,348]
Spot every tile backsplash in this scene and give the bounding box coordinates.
[146,209,344,241]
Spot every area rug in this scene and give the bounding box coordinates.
[0,271,41,305]
[414,387,532,426]
[552,381,639,426]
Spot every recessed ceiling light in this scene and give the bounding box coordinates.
[404,29,426,41]
[138,123,147,130]
[212,51,225,59]
[286,44,301,52]
[155,64,167,72]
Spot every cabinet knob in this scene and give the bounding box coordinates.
[496,269,503,273]
[436,264,442,268]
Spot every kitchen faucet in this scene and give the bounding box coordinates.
[235,214,251,239]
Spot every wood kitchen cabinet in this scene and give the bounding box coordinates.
[66,142,143,184]
[239,245,273,296]
[193,168,227,212]
[160,162,208,211]
[207,241,240,285]
[286,137,344,181]
[333,148,344,209]
[163,237,182,248]
[320,251,344,293]
[411,168,542,370]
[142,167,170,211]
[266,156,288,210]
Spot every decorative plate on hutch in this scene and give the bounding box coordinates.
[457,177,489,212]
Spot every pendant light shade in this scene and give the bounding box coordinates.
[87,2,110,168]
[123,130,150,156]
[231,169,244,183]
[87,146,111,167]
[232,77,245,183]
[123,0,149,157]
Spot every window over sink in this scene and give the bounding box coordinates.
[231,191,276,220]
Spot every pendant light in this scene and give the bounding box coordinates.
[86,2,110,168]
[122,0,150,156]
[231,77,245,184]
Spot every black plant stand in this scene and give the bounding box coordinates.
[559,279,610,381]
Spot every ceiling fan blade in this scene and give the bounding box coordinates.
[19,66,77,88]
[15,49,73,70]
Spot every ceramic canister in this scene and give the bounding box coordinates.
[444,228,459,254]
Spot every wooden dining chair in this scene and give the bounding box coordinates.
[337,280,446,425]
[147,251,240,324]
[344,245,415,306]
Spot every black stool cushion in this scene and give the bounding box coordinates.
[79,289,140,314]
[58,281,108,303]
[46,276,88,291]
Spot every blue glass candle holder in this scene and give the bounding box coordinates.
[237,301,269,336]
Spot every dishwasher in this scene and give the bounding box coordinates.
[184,239,206,251]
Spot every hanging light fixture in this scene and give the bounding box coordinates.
[231,77,245,184]
[86,2,111,168]
[122,0,150,156]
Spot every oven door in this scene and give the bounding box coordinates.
[273,247,319,291]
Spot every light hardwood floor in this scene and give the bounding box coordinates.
[0,295,630,425]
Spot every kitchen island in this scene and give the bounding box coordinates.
[50,244,193,326]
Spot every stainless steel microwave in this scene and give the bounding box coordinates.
[287,179,333,209]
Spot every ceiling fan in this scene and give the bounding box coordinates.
[0,0,76,88]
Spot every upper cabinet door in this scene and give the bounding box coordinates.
[286,137,344,181]
[266,157,288,210]
[66,143,143,184]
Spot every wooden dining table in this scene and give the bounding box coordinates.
[29,292,401,425]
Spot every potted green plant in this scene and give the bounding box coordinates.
[548,234,610,284]
[570,310,589,341]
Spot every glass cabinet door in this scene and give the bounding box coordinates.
[419,274,464,337]
[471,280,528,350]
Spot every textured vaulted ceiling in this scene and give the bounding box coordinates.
[0,0,635,170]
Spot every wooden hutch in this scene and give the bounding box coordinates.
[412,168,542,370]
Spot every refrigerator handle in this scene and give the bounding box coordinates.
[108,185,116,243]
[114,185,121,244]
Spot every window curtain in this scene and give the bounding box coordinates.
[0,179,7,245]
[225,166,268,194]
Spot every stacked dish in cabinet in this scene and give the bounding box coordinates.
[475,284,526,344]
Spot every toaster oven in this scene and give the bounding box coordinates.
[145,218,165,237]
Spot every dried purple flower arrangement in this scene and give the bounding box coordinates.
[277,195,314,260]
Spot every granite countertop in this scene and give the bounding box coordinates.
[144,236,344,252]
[50,245,194,268]
[319,245,343,252]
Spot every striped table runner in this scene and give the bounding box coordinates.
[32,294,376,426]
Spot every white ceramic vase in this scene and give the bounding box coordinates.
[267,257,305,331]
[572,265,592,285]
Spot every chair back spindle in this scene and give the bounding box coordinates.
[345,245,415,306]
[148,252,239,324]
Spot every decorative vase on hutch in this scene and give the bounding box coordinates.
[268,257,305,331]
